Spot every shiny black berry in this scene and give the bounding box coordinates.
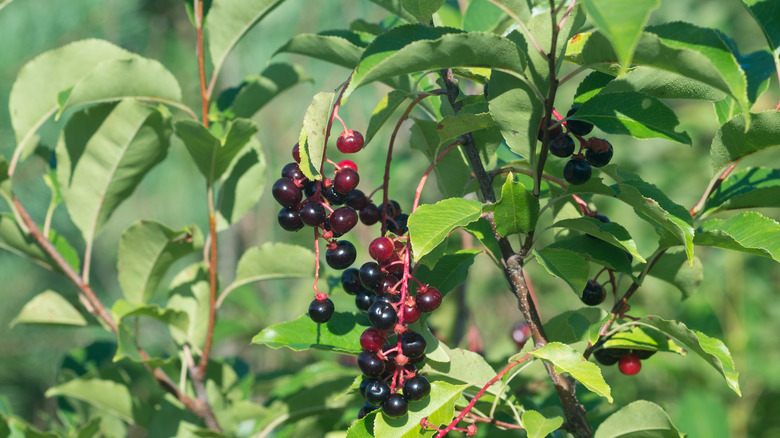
[277,207,304,231]
[594,348,618,366]
[323,186,348,206]
[308,298,334,323]
[585,139,613,167]
[329,207,358,235]
[364,379,391,405]
[360,262,385,291]
[272,177,302,208]
[550,134,575,158]
[401,332,427,359]
[632,349,656,359]
[347,190,369,211]
[299,201,326,226]
[358,351,385,378]
[567,106,594,136]
[355,290,376,313]
[402,375,431,401]
[367,300,397,330]
[382,393,408,418]
[358,402,378,419]
[563,158,592,185]
[581,280,605,306]
[341,268,364,295]
[360,203,381,226]
[416,287,442,313]
[281,162,306,181]
[388,213,408,235]
[326,240,356,270]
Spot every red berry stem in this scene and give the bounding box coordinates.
[571,194,592,216]
[334,112,348,132]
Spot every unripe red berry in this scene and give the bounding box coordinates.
[360,328,386,352]
[338,159,358,171]
[369,236,394,261]
[511,322,531,349]
[292,143,301,163]
[618,355,642,375]
[336,129,364,154]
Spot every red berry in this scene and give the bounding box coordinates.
[337,129,364,154]
[369,237,394,261]
[338,159,358,171]
[360,328,386,352]
[416,287,442,313]
[292,143,301,163]
[511,322,531,349]
[618,355,642,375]
[402,304,421,324]
[333,168,360,195]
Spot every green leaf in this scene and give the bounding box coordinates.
[530,342,612,402]
[602,325,686,355]
[642,248,703,299]
[694,211,780,262]
[346,411,375,438]
[551,217,645,262]
[226,63,312,118]
[117,220,203,304]
[436,110,496,144]
[421,348,499,394]
[345,25,527,98]
[0,213,80,273]
[574,71,615,104]
[595,400,684,438]
[412,320,451,363]
[465,218,503,263]
[740,0,780,54]
[484,174,539,237]
[408,198,483,259]
[522,410,564,438]
[115,323,175,367]
[57,57,182,116]
[9,39,137,161]
[703,167,780,214]
[10,290,86,327]
[533,248,590,295]
[46,379,141,424]
[57,100,171,246]
[527,5,585,94]
[547,235,634,275]
[228,242,315,292]
[368,0,419,23]
[545,307,608,344]
[373,381,465,438]
[207,0,286,80]
[112,300,189,333]
[401,0,445,23]
[217,137,267,230]
[719,33,775,104]
[582,0,659,72]
[572,91,691,144]
[167,264,211,348]
[413,249,481,294]
[252,312,370,354]
[463,0,506,32]
[710,111,780,171]
[487,68,542,161]
[366,90,407,146]
[635,316,740,395]
[297,92,334,180]
[175,118,257,183]
[600,68,727,102]
[275,32,368,69]
[410,118,471,198]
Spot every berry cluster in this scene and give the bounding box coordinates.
[593,348,655,375]
[539,105,614,186]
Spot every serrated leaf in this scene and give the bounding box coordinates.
[595,400,684,438]
[413,249,480,294]
[228,242,315,293]
[421,348,500,394]
[46,379,141,423]
[57,100,171,247]
[740,0,780,54]
[345,25,527,98]
[346,411,375,438]
[694,211,780,262]
[545,307,608,344]
[252,312,369,354]
[572,91,691,144]
[408,198,483,259]
[275,32,368,69]
[9,39,137,161]
[703,167,780,214]
[298,92,334,180]
[410,118,471,197]
[118,220,203,304]
[551,217,645,262]
[10,290,86,327]
[635,316,740,395]
[574,71,615,104]
[0,213,80,273]
[603,326,686,355]
[366,90,407,146]
[373,381,465,438]
[437,110,496,144]
[175,118,257,183]
[227,63,312,118]
[710,111,780,171]
[548,235,634,275]
[369,0,419,23]
[530,342,612,402]
[217,137,267,230]
[522,410,563,438]
[57,57,182,116]
[207,0,287,80]
[112,300,189,332]
[533,248,590,295]
[465,218,503,263]
[642,248,703,299]
[401,0,445,23]
[719,33,775,104]
[484,174,538,237]
[600,68,727,102]
[582,0,659,72]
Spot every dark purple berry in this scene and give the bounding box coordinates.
[360,328,386,352]
[359,262,385,291]
[277,207,304,231]
[358,351,385,378]
[594,348,618,366]
[563,158,592,185]
[355,290,375,313]
[303,180,317,198]
[388,213,408,235]
[308,298,334,323]
[360,204,381,226]
[334,168,360,194]
[347,190,369,210]
[325,240,356,270]
[382,393,408,418]
[550,134,575,158]
[364,379,391,405]
[323,186,348,205]
[299,201,326,226]
[567,106,594,136]
[585,139,613,167]
[402,304,421,324]
[401,332,426,359]
[281,162,306,181]
[381,200,402,218]
[416,287,442,313]
[581,280,605,306]
[359,378,371,398]
[402,375,431,401]
[329,207,358,235]
[272,177,302,208]
[367,300,397,330]
[341,268,364,295]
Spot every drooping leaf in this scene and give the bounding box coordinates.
[368,0,418,23]
[226,63,312,118]
[410,118,471,198]
[57,100,171,246]
[719,33,775,104]
[600,68,727,102]
[573,71,615,104]
[175,118,257,183]
[117,220,203,304]
[545,307,608,344]
[484,174,539,237]
[401,0,445,23]
[408,198,483,259]
[694,211,780,263]
[740,0,780,54]
[487,68,542,161]
[297,92,334,180]
[602,325,686,355]
[275,32,369,69]
[112,300,189,333]
[413,249,481,294]
[365,90,407,146]
[206,0,287,80]
[551,217,645,262]
[703,167,780,214]
[46,379,142,424]
[582,0,659,72]
[530,342,612,402]
[710,111,780,171]
[421,348,500,394]
[57,57,182,116]
[635,316,740,395]
[642,248,703,299]
[9,39,136,161]
[595,400,684,438]
[533,248,590,295]
[373,381,465,438]
[10,290,86,327]
[522,410,564,438]
[217,137,267,229]
[0,213,80,273]
[345,25,527,98]
[547,235,634,275]
[228,242,315,294]
[571,91,691,144]
[252,312,370,354]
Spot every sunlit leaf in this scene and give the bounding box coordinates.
[11,290,86,327]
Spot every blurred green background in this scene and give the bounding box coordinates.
[0,0,778,436]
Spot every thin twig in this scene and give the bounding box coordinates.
[689,160,740,218]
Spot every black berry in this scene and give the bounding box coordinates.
[358,351,385,378]
[277,207,304,231]
[416,287,442,313]
[323,186,348,206]
[632,349,656,359]
[550,134,575,158]
[299,201,326,226]
[382,393,408,418]
[585,139,613,167]
[594,348,618,366]
[360,204,381,226]
[367,300,397,330]
[538,117,563,141]
[402,375,431,401]
[329,207,358,235]
[401,332,427,359]
[563,158,592,185]
[364,379,391,405]
[360,262,385,291]
[567,106,594,136]
[334,168,360,194]
[341,268,364,295]
[308,298,334,323]
[272,177,302,208]
[581,280,605,306]
[388,213,409,235]
[355,290,376,313]
[326,240,357,270]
